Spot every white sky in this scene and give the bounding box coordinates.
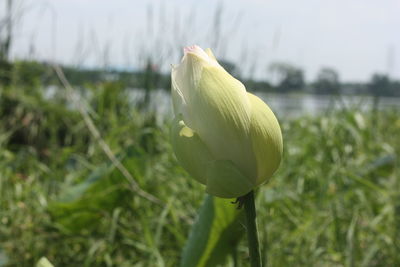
[4,0,400,81]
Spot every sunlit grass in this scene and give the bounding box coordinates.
[0,83,399,266]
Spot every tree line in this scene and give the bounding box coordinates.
[1,59,399,97]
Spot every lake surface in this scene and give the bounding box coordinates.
[128,89,400,119]
[44,86,399,119]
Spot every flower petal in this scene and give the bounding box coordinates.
[171,67,187,116]
[184,45,213,63]
[182,62,257,180]
[204,48,217,61]
[170,116,214,184]
[171,52,204,118]
[247,93,283,185]
[205,160,254,198]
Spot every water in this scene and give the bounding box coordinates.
[257,93,400,118]
[44,87,400,119]
[128,89,400,119]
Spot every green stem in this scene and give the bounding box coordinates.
[243,190,262,267]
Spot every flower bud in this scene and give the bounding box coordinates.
[171,45,283,198]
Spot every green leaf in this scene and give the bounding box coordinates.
[48,146,150,233]
[180,194,245,267]
[48,163,123,233]
[49,163,130,233]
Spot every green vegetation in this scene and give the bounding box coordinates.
[0,68,399,266]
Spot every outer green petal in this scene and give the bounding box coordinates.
[170,116,214,184]
[171,74,186,116]
[171,51,210,115]
[248,93,283,185]
[204,48,217,61]
[174,55,257,180]
[205,160,254,198]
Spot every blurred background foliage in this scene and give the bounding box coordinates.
[1,0,400,266]
[1,69,399,266]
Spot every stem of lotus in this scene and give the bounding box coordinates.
[243,190,262,267]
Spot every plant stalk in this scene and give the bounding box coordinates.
[243,190,262,267]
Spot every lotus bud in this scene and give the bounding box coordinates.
[170,45,283,198]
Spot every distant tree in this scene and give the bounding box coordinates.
[391,81,400,97]
[142,59,159,109]
[0,0,13,61]
[242,79,273,92]
[269,62,304,93]
[219,60,238,77]
[0,0,14,85]
[313,67,340,95]
[368,73,391,97]
[12,60,48,88]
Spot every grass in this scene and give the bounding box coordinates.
[0,80,399,266]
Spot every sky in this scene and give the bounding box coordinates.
[3,0,400,82]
